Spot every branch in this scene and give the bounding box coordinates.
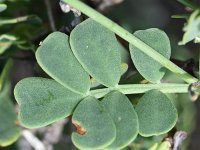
[177,0,200,10]
[90,83,190,98]
[44,0,56,31]
[62,0,198,84]
[22,130,46,150]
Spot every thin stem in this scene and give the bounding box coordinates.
[22,130,46,150]
[63,0,198,84]
[0,59,13,91]
[177,0,200,10]
[90,84,189,98]
[199,47,200,79]
[44,0,56,31]
[0,16,32,26]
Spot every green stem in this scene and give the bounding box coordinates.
[63,0,198,84]
[90,84,189,98]
[0,59,13,91]
[0,16,32,26]
[177,0,200,10]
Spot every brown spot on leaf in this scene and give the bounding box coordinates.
[15,119,20,126]
[72,120,87,135]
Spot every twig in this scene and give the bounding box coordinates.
[90,83,190,99]
[98,0,124,11]
[22,130,46,150]
[173,131,187,150]
[44,0,56,31]
[42,119,68,147]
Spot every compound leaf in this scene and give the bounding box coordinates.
[135,90,177,137]
[14,77,83,128]
[72,96,116,150]
[70,19,121,88]
[179,10,200,45]
[129,28,171,83]
[101,91,139,149]
[36,32,90,94]
[0,84,20,147]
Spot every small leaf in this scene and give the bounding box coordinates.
[70,18,121,87]
[0,84,20,147]
[129,28,171,83]
[36,32,90,94]
[179,10,200,45]
[72,97,116,150]
[14,77,83,128]
[0,4,7,12]
[135,90,177,137]
[101,91,139,149]
[90,63,128,88]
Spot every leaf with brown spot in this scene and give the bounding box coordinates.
[72,120,87,135]
[14,77,83,128]
[72,97,116,150]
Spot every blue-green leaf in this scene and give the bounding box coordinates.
[36,32,90,94]
[14,77,83,128]
[0,84,20,146]
[179,10,200,45]
[101,91,138,149]
[72,96,116,150]
[136,90,177,137]
[130,28,171,83]
[70,19,121,87]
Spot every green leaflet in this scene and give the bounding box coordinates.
[101,91,139,150]
[90,63,128,88]
[70,18,121,88]
[0,4,7,13]
[179,10,200,45]
[14,77,83,128]
[36,32,90,94]
[130,28,171,83]
[0,84,20,147]
[174,94,195,132]
[136,90,178,137]
[72,97,116,150]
